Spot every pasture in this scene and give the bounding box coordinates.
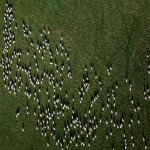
[0,0,150,150]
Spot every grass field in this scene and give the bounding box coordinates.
[0,0,150,150]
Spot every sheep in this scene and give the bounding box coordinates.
[22,121,25,132]
[16,108,20,117]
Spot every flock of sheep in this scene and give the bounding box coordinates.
[0,1,149,150]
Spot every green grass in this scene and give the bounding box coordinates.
[0,0,150,150]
